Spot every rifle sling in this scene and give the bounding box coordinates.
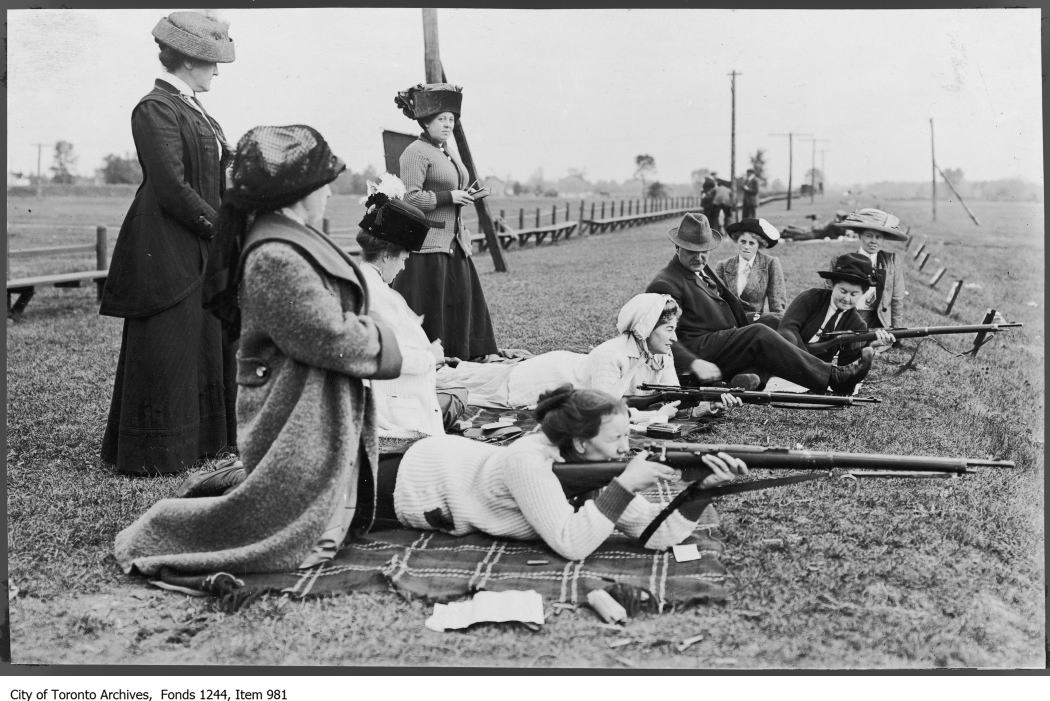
[638,471,827,546]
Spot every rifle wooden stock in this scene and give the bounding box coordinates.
[806,322,1022,356]
[635,384,881,408]
[552,442,1013,499]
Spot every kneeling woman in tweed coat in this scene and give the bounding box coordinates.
[115,125,402,575]
[371,386,748,561]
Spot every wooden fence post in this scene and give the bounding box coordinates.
[578,200,584,222]
[600,202,605,218]
[928,267,947,287]
[912,242,926,260]
[628,200,633,215]
[620,200,625,217]
[519,208,524,229]
[535,207,540,227]
[95,226,108,270]
[590,202,595,221]
[551,204,557,226]
[944,279,964,315]
[918,252,931,271]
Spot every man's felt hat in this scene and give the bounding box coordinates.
[152,11,235,63]
[394,83,463,121]
[818,252,876,289]
[358,197,430,252]
[836,208,908,241]
[667,212,723,252]
[725,217,780,248]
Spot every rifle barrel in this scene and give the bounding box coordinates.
[811,323,1023,353]
[636,384,879,406]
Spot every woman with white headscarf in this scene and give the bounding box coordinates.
[434,293,724,415]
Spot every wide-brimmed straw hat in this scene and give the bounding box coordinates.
[818,252,876,289]
[836,208,908,241]
[725,217,780,248]
[152,11,235,63]
[394,83,463,121]
[667,212,722,252]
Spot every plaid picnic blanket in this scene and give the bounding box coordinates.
[149,404,730,611]
[152,512,726,612]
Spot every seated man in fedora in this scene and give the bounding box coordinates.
[644,212,874,394]
[778,252,896,366]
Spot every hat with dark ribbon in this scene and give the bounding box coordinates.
[725,217,781,248]
[818,252,876,289]
[359,195,430,252]
[667,212,723,252]
[152,11,236,63]
[836,208,908,241]
[394,83,463,121]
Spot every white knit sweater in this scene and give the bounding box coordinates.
[393,433,705,561]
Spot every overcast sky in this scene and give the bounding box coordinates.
[7,7,1043,187]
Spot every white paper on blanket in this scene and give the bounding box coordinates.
[764,375,863,397]
[627,407,670,433]
[424,589,545,632]
[672,544,701,563]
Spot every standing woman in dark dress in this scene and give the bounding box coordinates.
[99,12,236,475]
[391,83,499,361]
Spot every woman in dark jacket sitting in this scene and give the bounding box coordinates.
[778,252,895,366]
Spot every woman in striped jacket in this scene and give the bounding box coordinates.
[391,83,499,361]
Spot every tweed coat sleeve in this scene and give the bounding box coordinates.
[241,243,393,378]
[132,99,218,237]
[712,258,731,288]
[766,255,788,313]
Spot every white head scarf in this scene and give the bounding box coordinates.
[616,293,679,343]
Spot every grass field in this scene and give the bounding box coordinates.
[5,193,1045,668]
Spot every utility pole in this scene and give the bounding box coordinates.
[421,9,506,272]
[768,132,810,210]
[727,70,740,222]
[32,142,50,197]
[799,136,830,204]
[930,118,937,222]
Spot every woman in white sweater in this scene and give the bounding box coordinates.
[372,386,748,561]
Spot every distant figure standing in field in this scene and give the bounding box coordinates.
[645,212,875,395]
[99,12,237,475]
[832,208,908,334]
[713,218,787,322]
[701,175,734,234]
[392,83,499,361]
[742,168,760,219]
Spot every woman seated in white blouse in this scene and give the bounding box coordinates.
[371,386,749,560]
[435,292,730,418]
[356,179,452,438]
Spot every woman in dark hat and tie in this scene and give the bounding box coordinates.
[833,208,909,331]
[778,252,896,365]
[99,11,237,475]
[392,83,499,361]
[116,124,403,575]
[713,217,787,322]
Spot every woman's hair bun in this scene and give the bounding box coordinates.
[534,384,575,421]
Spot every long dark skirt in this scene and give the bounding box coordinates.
[101,287,233,475]
[392,246,498,360]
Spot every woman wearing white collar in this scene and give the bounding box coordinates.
[830,208,908,332]
[713,218,787,323]
[99,11,236,476]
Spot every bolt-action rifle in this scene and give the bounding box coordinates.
[807,322,1022,356]
[550,441,1014,544]
[634,383,880,410]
